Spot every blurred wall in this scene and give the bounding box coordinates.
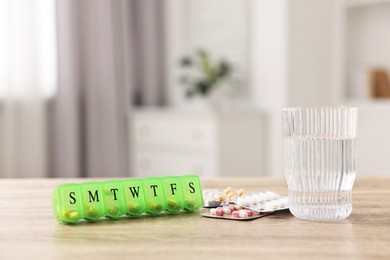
[288,0,337,106]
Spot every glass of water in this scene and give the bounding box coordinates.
[282,107,358,221]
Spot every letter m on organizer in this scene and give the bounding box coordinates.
[88,190,99,202]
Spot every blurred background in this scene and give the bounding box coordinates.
[1,0,390,178]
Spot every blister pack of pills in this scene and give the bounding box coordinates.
[201,204,273,221]
[232,191,289,213]
[202,189,289,221]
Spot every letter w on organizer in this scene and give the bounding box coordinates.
[129,186,140,198]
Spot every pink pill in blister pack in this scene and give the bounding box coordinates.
[202,204,271,221]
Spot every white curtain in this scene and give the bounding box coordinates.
[54,0,134,178]
[53,0,167,178]
[0,0,167,178]
[132,0,167,106]
[0,0,57,177]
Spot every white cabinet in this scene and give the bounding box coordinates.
[130,109,263,177]
[336,0,390,175]
[346,101,390,176]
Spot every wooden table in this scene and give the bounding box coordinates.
[0,177,389,259]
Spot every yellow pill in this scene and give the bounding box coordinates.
[167,199,180,210]
[185,199,195,208]
[63,209,78,220]
[108,206,118,215]
[238,189,246,197]
[69,211,78,218]
[224,187,233,195]
[227,191,235,197]
[87,207,98,216]
[217,195,226,201]
[128,202,141,212]
[228,194,237,200]
[147,202,162,211]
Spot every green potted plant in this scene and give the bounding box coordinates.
[179,49,233,107]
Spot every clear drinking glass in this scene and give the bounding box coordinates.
[282,107,358,221]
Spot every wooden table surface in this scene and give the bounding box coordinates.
[0,177,389,259]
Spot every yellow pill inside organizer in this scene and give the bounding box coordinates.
[181,175,204,212]
[162,176,184,213]
[143,177,166,214]
[123,178,147,216]
[81,182,106,220]
[102,180,126,218]
[53,184,83,223]
[52,175,203,223]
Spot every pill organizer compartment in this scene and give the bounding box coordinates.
[102,180,127,218]
[81,182,106,220]
[181,175,204,212]
[54,184,83,223]
[123,178,147,216]
[143,178,166,214]
[162,176,185,213]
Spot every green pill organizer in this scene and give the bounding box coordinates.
[52,175,203,223]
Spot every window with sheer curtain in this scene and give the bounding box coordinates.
[0,0,166,178]
[0,0,57,177]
